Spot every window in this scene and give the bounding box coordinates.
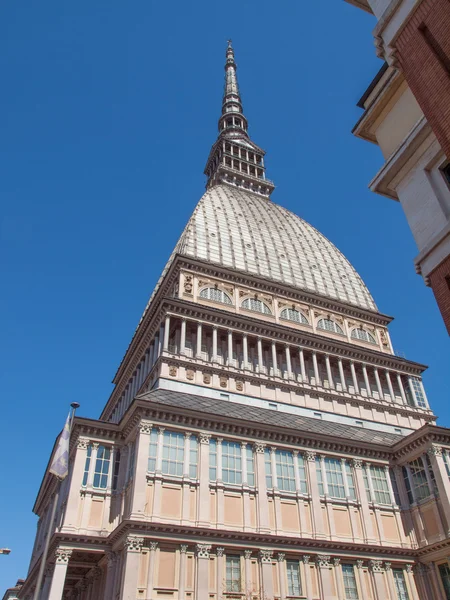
[317,318,344,335]
[316,457,355,499]
[222,441,242,485]
[241,297,272,315]
[162,431,184,477]
[286,560,302,596]
[402,466,414,504]
[246,445,255,486]
[439,564,450,600]
[409,377,427,408]
[424,454,438,494]
[226,556,241,592]
[112,450,121,491]
[342,564,359,599]
[210,438,217,480]
[93,445,111,489]
[409,457,431,501]
[265,448,272,488]
[127,441,135,484]
[82,445,92,486]
[443,450,450,478]
[389,468,401,505]
[369,465,391,505]
[363,465,372,501]
[148,429,158,472]
[280,308,309,325]
[393,569,409,600]
[276,450,296,492]
[345,462,356,500]
[351,328,376,344]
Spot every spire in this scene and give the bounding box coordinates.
[204,41,275,198]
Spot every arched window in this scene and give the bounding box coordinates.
[317,318,344,335]
[241,297,272,315]
[199,287,232,305]
[280,308,309,325]
[351,328,376,344]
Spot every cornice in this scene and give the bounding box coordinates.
[392,425,450,459]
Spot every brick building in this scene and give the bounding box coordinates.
[346,0,450,333]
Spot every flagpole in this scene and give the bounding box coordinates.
[32,402,80,600]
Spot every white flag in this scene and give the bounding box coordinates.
[49,412,71,480]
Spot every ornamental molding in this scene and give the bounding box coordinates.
[244,550,253,559]
[254,441,266,454]
[333,558,340,567]
[305,450,316,462]
[259,549,273,564]
[316,554,331,568]
[352,458,363,469]
[196,544,211,559]
[180,544,189,553]
[77,437,90,450]
[199,432,211,445]
[356,560,365,569]
[302,555,310,565]
[428,445,442,457]
[124,536,144,553]
[149,542,158,551]
[369,560,384,573]
[277,553,285,562]
[139,420,153,434]
[55,548,72,564]
[216,547,225,557]
[384,562,392,571]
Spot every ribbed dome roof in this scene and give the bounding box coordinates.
[173,185,377,311]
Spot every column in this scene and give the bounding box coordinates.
[145,542,158,600]
[356,561,371,599]
[197,433,211,527]
[316,555,333,599]
[405,564,420,600]
[130,420,152,517]
[302,556,313,600]
[243,333,248,369]
[271,342,278,377]
[369,560,385,600]
[299,348,307,382]
[64,437,90,530]
[363,364,371,397]
[338,359,347,391]
[180,319,187,356]
[120,536,144,600]
[397,374,408,405]
[384,465,396,506]
[178,545,188,600]
[244,550,253,593]
[333,558,345,600]
[149,341,155,368]
[350,361,359,394]
[305,451,325,538]
[254,442,270,533]
[374,368,384,400]
[384,563,398,600]
[158,323,164,356]
[257,338,264,373]
[312,352,320,385]
[285,345,292,379]
[325,355,334,389]
[196,544,211,600]
[196,322,203,359]
[227,330,233,366]
[277,554,286,600]
[212,326,218,362]
[41,565,54,600]
[48,549,72,600]
[352,459,376,543]
[103,552,117,600]
[216,548,224,598]
[427,446,450,533]
[259,550,274,599]
[385,370,396,402]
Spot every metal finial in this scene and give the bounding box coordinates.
[227,39,232,48]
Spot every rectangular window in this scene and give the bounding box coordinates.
[276,450,296,492]
[438,564,450,600]
[189,436,198,478]
[127,441,135,484]
[424,454,438,494]
[402,466,414,504]
[409,377,427,408]
[342,564,359,599]
[226,556,241,592]
[222,441,242,485]
[93,445,111,489]
[316,457,324,496]
[345,462,356,500]
[297,454,308,494]
[209,438,217,481]
[443,450,450,478]
[148,428,158,472]
[409,457,431,501]
[246,444,255,486]
[82,445,92,486]
[317,457,347,499]
[286,560,302,596]
[265,448,272,488]
[369,465,391,505]
[162,431,184,477]
[389,468,401,505]
[363,465,372,502]
[393,569,410,600]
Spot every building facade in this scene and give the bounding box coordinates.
[19,43,450,600]
[2,580,24,600]
[345,0,450,333]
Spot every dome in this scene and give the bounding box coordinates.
[174,185,377,311]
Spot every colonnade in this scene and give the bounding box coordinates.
[111,315,428,423]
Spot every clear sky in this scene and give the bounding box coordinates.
[1,0,449,590]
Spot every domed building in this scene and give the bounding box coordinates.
[20,43,450,600]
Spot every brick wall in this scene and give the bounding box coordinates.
[395,0,450,160]
[429,254,450,334]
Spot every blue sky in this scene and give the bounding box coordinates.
[1,0,448,590]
